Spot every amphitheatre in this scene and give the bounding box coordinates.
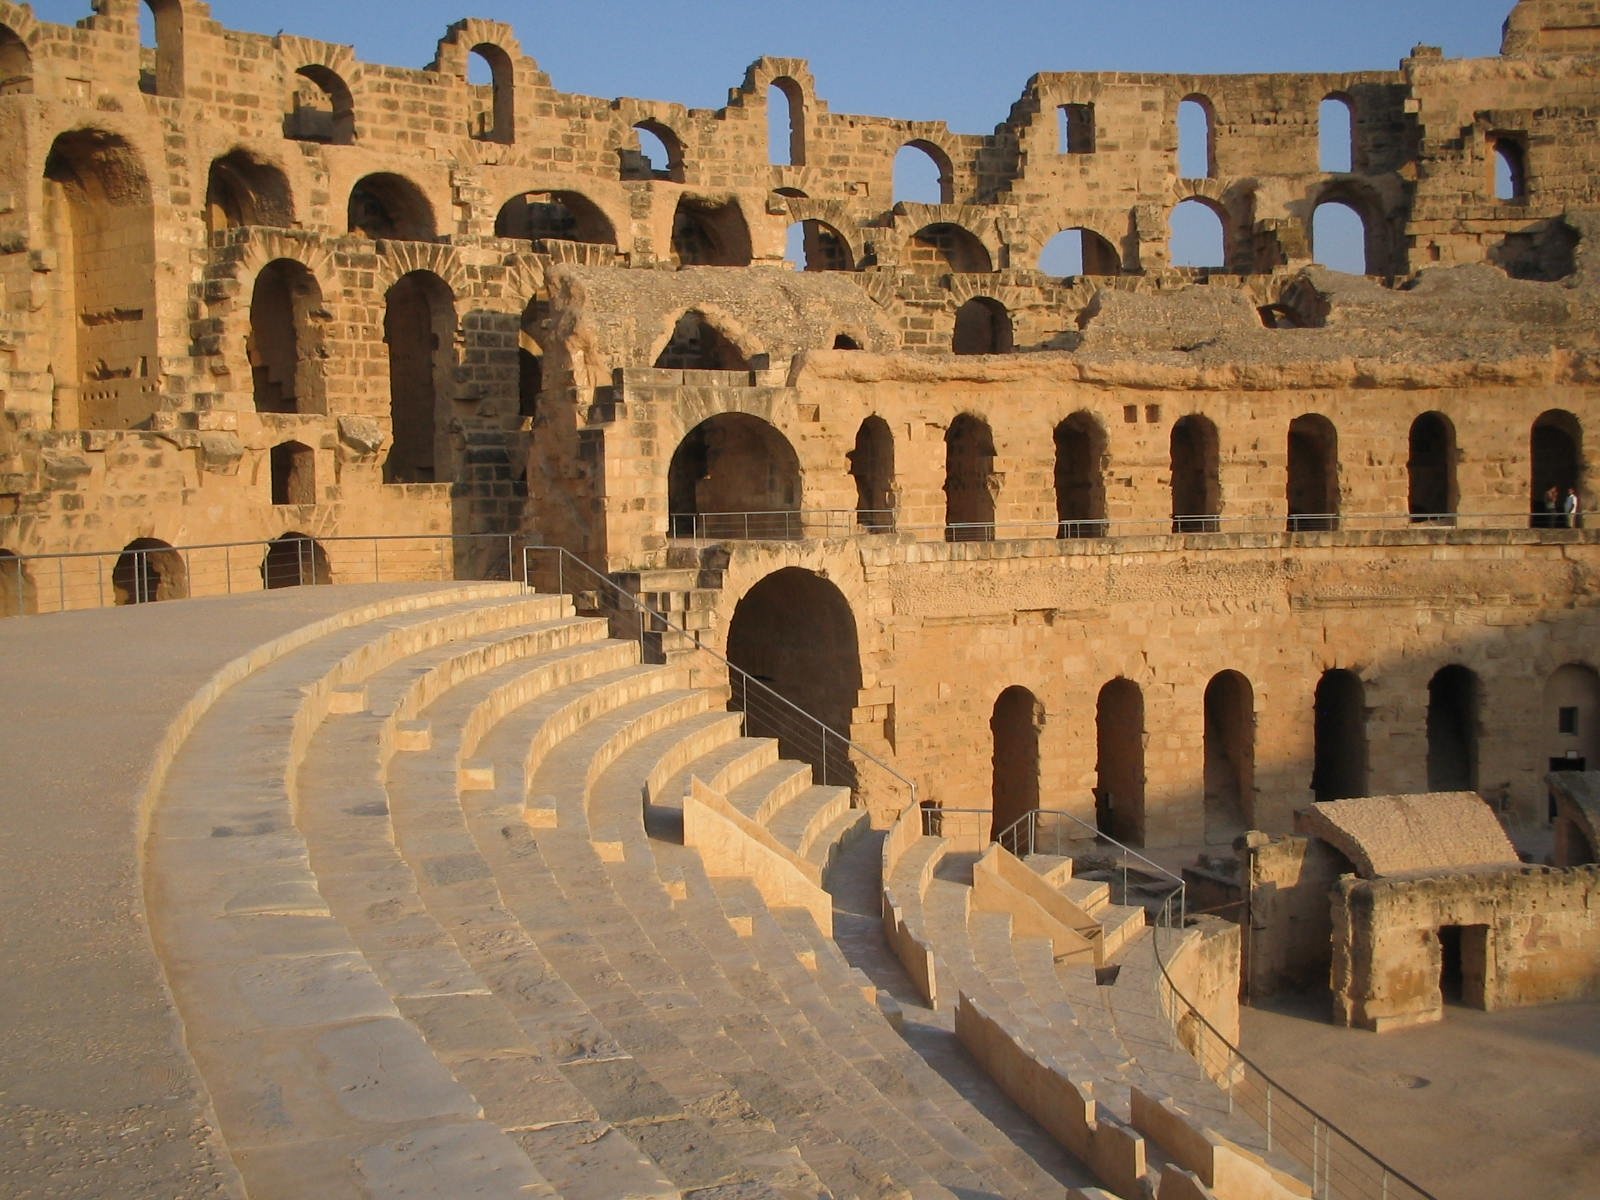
[4,0,1600,1196]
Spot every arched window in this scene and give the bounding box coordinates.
[1312,199,1368,274]
[348,174,435,241]
[952,297,1012,355]
[667,414,801,540]
[907,223,991,274]
[1169,199,1225,269]
[1320,95,1353,173]
[849,416,895,531]
[1178,96,1214,179]
[262,532,331,589]
[768,77,805,166]
[654,311,749,371]
[138,0,183,97]
[383,271,456,485]
[1171,415,1221,533]
[249,259,325,415]
[625,121,684,181]
[1096,678,1145,844]
[467,43,514,143]
[1204,671,1255,840]
[113,537,186,605]
[205,150,293,237]
[1492,137,1527,202]
[671,196,751,266]
[944,414,997,541]
[1287,413,1339,532]
[1531,409,1583,528]
[286,65,355,145]
[1407,412,1458,524]
[1039,228,1120,277]
[893,141,953,204]
[270,441,316,506]
[1427,666,1481,793]
[495,190,615,246]
[0,24,33,95]
[1313,669,1368,802]
[1054,412,1107,538]
[1057,104,1095,154]
[991,686,1043,841]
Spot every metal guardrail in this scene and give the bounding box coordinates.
[521,544,916,819]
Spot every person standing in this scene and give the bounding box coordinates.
[1563,486,1581,529]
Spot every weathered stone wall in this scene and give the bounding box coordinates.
[1244,836,1348,999]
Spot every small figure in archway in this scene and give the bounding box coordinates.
[1539,485,1561,529]
[1564,486,1581,529]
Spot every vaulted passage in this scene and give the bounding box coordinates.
[1313,669,1368,802]
[654,311,748,371]
[726,568,862,788]
[286,65,354,144]
[1427,665,1480,792]
[112,538,186,605]
[1171,415,1220,532]
[1096,678,1145,845]
[671,197,751,266]
[991,686,1043,842]
[205,151,293,238]
[249,259,325,415]
[270,441,316,506]
[907,224,991,274]
[952,297,1012,354]
[383,271,456,485]
[1408,411,1458,523]
[1054,412,1107,538]
[849,416,895,530]
[1287,413,1339,531]
[667,414,800,539]
[262,532,331,589]
[495,191,615,246]
[349,173,435,241]
[1531,409,1582,528]
[1204,671,1254,842]
[944,414,997,541]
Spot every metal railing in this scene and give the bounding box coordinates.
[522,544,916,818]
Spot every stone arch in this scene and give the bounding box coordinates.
[1408,411,1458,523]
[1169,194,1230,270]
[43,127,158,430]
[991,686,1044,841]
[0,20,31,94]
[270,440,316,506]
[261,532,331,589]
[1427,665,1481,793]
[653,309,752,371]
[138,0,185,98]
[671,195,752,266]
[725,567,863,788]
[1204,670,1255,841]
[1287,413,1340,532]
[465,41,515,143]
[1320,93,1354,173]
[952,297,1011,354]
[0,548,35,617]
[849,415,895,531]
[788,218,854,271]
[667,413,801,539]
[906,223,992,274]
[382,270,456,484]
[1531,409,1582,527]
[249,257,325,415]
[1491,134,1528,202]
[894,139,954,204]
[1054,411,1107,538]
[1545,663,1600,775]
[495,189,617,247]
[1311,180,1393,276]
[1171,414,1221,532]
[1038,227,1121,277]
[286,64,355,145]
[944,413,997,542]
[625,120,685,182]
[1178,94,1215,179]
[1313,668,1368,802]
[113,537,186,605]
[1096,678,1145,845]
[205,149,294,238]
[769,75,805,166]
[348,173,436,241]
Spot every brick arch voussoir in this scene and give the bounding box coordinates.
[647,302,765,368]
[373,242,470,298]
[274,35,357,83]
[0,3,41,44]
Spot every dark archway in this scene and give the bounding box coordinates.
[0,24,32,95]
[991,686,1043,842]
[1287,413,1339,532]
[348,173,435,241]
[286,65,354,144]
[1313,669,1368,802]
[249,259,325,415]
[270,440,316,506]
[671,196,752,266]
[261,532,331,589]
[849,416,894,531]
[1171,415,1221,532]
[495,190,615,246]
[383,271,456,484]
[1531,409,1582,528]
[1204,671,1255,841]
[1096,678,1145,845]
[726,567,862,787]
[1427,665,1481,793]
[1054,412,1107,538]
[204,150,293,238]
[1408,411,1458,524]
[952,297,1012,355]
[907,223,991,274]
[944,414,997,542]
[113,537,187,605]
[667,413,801,539]
[0,549,35,617]
[654,311,749,371]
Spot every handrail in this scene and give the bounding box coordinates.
[521,544,916,819]
[993,805,1186,927]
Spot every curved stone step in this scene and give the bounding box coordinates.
[724,759,814,824]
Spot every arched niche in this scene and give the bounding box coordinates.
[943,413,997,542]
[1313,669,1368,802]
[894,140,953,204]
[1039,227,1121,277]
[623,121,685,182]
[382,270,456,484]
[1178,95,1215,179]
[249,258,325,415]
[495,190,616,246]
[1171,414,1221,533]
[1407,411,1458,524]
[849,415,895,531]
[261,532,331,588]
[1095,678,1145,845]
[1169,198,1226,269]
[786,219,854,271]
[1427,665,1481,793]
[952,297,1011,354]
[0,23,32,95]
[113,537,186,605]
[286,65,355,144]
[1545,663,1600,775]
[768,76,805,166]
[1531,409,1582,528]
[137,0,184,98]
[1204,671,1255,842]
[991,686,1043,841]
[206,150,294,238]
[1054,412,1107,538]
[1319,94,1353,173]
[270,440,316,506]
[1287,413,1340,532]
[348,173,436,241]
[466,42,514,143]
[906,223,991,274]
[666,413,801,539]
[671,196,751,266]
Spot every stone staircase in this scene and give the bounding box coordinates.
[143,585,1092,1198]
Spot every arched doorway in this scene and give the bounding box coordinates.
[654,311,749,371]
[1054,412,1107,538]
[893,141,952,204]
[944,414,997,542]
[1169,199,1225,269]
[1545,664,1600,779]
[991,686,1043,842]
[1408,412,1458,524]
[725,568,862,787]
[671,196,751,266]
[348,173,435,240]
[466,43,514,143]
[1427,665,1480,793]
[261,532,331,589]
[286,65,354,145]
[1531,410,1582,528]
[204,150,293,238]
[1313,669,1368,802]
[494,190,615,247]
[1171,415,1221,532]
[952,297,1012,354]
[907,224,991,273]
[112,537,187,605]
[249,259,325,415]
[849,416,894,531]
[1204,671,1255,841]
[666,414,801,539]
[0,24,32,96]
[1096,678,1145,845]
[1287,414,1339,532]
[383,271,456,484]
[270,441,316,506]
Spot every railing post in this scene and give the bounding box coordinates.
[373,538,380,584]
[1265,1085,1273,1153]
